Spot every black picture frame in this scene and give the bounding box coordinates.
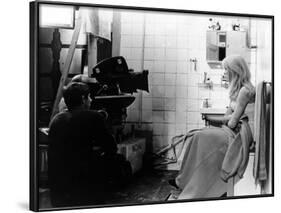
[30,1,274,211]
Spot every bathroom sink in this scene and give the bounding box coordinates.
[93,94,136,109]
[200,108,226,114]
[200,108,226,127]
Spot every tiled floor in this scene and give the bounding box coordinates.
[39,169,178,210]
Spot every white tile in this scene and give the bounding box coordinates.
[187,86,198,99]
[132,23,144,35]
[176,86,188,98]
[154,48,165,60]
[164,98,176,111]
[165,24,177,35]
[177,49,189,61]
[145,35,155,47]
[187,73,199,86]
[145,23,155,35]
[121,23,132,34]
[165,86,176,97]
[152,111,164,123]
[176,74,188,85]
[165,48,178,61]
[165,36,177,48]
[176,111,187,124]
[152,85,165,97]
[164,111,176,123]
[187,112,199,124]
[142,110,153,122]
[176,36,189,49]
[154,61,165,73]
[165,61,177,73]
[176,98,187,112]
[153,123,164,135]
[163,124,176,136]
[127,60,142,71]
[120,35,132,47]
[154,35,166,48]
[177,62,188,73]
[198,88,210,99]
[154,24,166,35]
[142,97,152,110]
[186,124,199,131]
[120,47,131,60]
[164,73,176,85]
[186,99,199,111]
[177,24,189,36]
[152,98,164,110]
[130,48,143,60]
[176,123,187,135]
[143,60,154,71]
[131,36,143,48]
[144,48,154,60]
[152,73,165,85]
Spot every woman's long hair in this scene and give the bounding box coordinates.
[222,55,254,101]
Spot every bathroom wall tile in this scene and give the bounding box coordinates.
[145,23,156,35]
[164,98,176,111]
[176,74,188,85]
[132,23,144,35]
[187,124,199,132]
[165,24,177,36]
[152,85,165,97]
[130,47,143,60]
[121,23,132,35]
[131,36,143,48]
[154,61,165,73]
[177,36,189,49]
[175,123,187,135]
[143,60,154,72]
[127,60,142,71]
[164,111,176,123]
[187,99,199,111]
[145,35,155,47]
[165,61,177,73]
[142,97,152,110]
[165,36,177,48]
[165,48,178,61]
[152,98,164,110]
[176,98,187,112]
[126,109,140,122]
[154,48,165,60]
[187,73,199,86]
[144,48,154,60]
[177,62,188,73]
[187,86,198,99]
[152,111,164,123]
[154,35,166,48]
[153,123,164,135]
[165,86,176,98]
[142,110,153,123]
[152,73,165,85]
[187,111,199,124]
[177,49,189,61]
[163,124,176,136]
[176,111,187,124]
[177,24,189,36]
[164,73,176,85]
[176,86,188,98]
[140,123,153,131]
[154,24,166,35]
[152,136,167,152]
[120,47,131,60]
[198,88,211,99]
[120,35,132,47]
[121,12,133,23]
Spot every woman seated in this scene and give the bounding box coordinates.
[169,55,255,199]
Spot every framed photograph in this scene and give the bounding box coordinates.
[30,0,274,211]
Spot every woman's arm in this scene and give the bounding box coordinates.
[227,87,251,129]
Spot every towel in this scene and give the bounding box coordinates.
[253,81,268,183]
[81,8,113,41]
[221,117,253,181]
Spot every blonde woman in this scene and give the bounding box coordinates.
[169,55,255,199]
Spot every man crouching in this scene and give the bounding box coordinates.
[48,82,132,207]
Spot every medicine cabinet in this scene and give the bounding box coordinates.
[206,30,248,67]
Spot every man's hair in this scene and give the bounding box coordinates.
[63,82,90,110]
